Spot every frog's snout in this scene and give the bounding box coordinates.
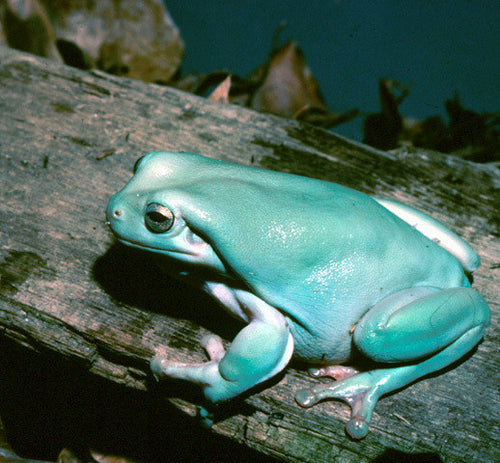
[106,195,126,232]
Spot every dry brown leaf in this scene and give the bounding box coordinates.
[248,41,358,128]
[0,0,61,61]
[363,78,408,150]
[208,74,232,104]
[169,39,358,129]
[250,41,327,117]
[0,0,184,82]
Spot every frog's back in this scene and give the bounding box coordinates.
[177,155,468,307]
[271,200,467,331]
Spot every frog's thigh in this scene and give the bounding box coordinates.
[354,287,490,363]
[373,197,480,271]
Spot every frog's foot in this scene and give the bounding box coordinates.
[297,286,490,439]
[296,370,382,439]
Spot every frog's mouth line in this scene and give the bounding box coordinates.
[115,237,196,256]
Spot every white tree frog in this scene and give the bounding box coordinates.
[106,151,490,439]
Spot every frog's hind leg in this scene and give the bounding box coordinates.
[373,197,480,273]
[296,286,490,439]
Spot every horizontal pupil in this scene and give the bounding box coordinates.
[148,211,170,223]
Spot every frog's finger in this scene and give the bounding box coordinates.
[200,334,226,362]
[150,316,294,403]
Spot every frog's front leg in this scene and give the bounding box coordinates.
[151,290,294,404]
[296,287,490,439]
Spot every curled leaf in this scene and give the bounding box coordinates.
[250,41,327,117]
[208,74,232,104]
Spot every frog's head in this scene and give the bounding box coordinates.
[106,151,228,274]
[107,150,341,297]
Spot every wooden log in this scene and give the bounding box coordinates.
[0,45,498,462]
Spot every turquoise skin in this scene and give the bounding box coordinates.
[107,151,490,439]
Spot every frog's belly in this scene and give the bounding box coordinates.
[286,315,355,364]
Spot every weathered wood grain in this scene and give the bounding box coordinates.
[0,45,498,462]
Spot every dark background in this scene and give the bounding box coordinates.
[167,0,499,140]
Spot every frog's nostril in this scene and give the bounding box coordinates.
[113,209,123,218]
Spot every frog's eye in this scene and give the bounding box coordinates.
[133,156,145,173]
[145,203,174,233]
